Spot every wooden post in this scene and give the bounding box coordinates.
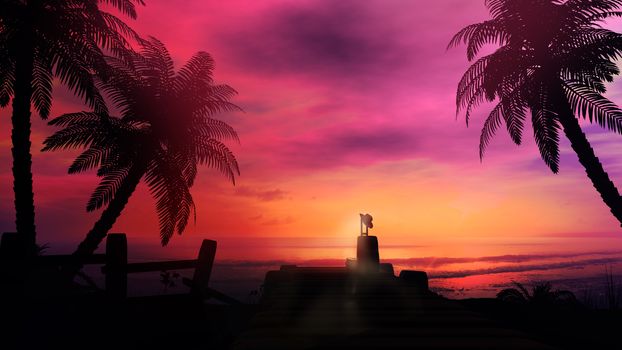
[0,232,24,260]
[105,233,127,299]
[190,239,216,295]
[0,232,29,284]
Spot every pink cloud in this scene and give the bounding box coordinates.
[3,0,622,252]
[235,186,289,201]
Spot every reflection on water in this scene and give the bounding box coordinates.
[211,236,622,304]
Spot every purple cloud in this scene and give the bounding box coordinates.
[236,186,289,201]
[428,257,622,279]
[273,122,420,170]
[218,1,413,85]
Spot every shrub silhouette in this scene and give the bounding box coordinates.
[497,281,577,308]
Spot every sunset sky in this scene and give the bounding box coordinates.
[2,0,622,261]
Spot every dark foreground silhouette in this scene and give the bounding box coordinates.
[5,275,622,350]
[3,229,622,350]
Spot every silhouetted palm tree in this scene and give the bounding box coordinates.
[497,281,576,307]
[450,0,622,225]
[43,38,240,273]
[0,0,143,254]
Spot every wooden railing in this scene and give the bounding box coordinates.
[0,232,218,300]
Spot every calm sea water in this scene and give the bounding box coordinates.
[76,235,622,306]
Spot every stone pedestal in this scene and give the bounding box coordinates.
[357,236,380,269]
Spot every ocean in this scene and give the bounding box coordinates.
[73,235,622,307]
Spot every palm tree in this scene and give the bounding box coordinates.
[0,0,143,255]
[497,281,576,308]
[449,0,622,226]
[43,38,240,274]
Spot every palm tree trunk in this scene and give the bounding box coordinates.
[556,90,622,227]
[63,165,144,279]
[10,34,37,255]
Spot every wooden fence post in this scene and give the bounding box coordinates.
[0,232,23,260]
[191,239,216,295]
[0,232,28,283]
[105,233,127,299]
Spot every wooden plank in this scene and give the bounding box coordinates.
[35,254,106,265]
[123,259,197,273]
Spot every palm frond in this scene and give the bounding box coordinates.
[456,46,522,120]
[564,81,622,134]
[195,137,240,185]
[98,10,142,44]
[43,112,145,152]
[499,83,528,145]
[456,55,490,116]
[531,87,561,173]
[87,167,131,212]
[31,57,53,119]
[181,155,198,187]
[47,112,102,127]
[0,57,14,107]
[567,0,622,22]
[18,0,140,117]
[448,19,508,61]
[198,117,240,142]
[466,21,509,61]
[69,147,109,174]
[479,102,503,160]
[98,55,142,115]
[194,87,242,117]
[43,123,103,151]
[145,152,196,246]
[99,0,145,20]
[175,51,215,92]
[50,38,108,113]
[138,36,175,87]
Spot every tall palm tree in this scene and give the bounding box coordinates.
[43,38,240,273]
[0,0,143,255]
[450,0,622,226]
